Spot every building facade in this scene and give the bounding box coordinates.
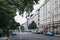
[39,0,60,34]
[22,0,60,34]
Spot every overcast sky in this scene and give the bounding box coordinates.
[14,0,45,25]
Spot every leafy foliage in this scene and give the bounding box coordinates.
[0,0,39,36]
[28,21,37,29]
[9,19,20,30]
[7,0,39,14]
[20,25,25,31]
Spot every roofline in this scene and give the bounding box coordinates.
[39,0,49,9]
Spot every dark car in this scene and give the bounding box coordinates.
[36,31,43,34]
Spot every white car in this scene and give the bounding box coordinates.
[11,30,18,35]
[31,30,36,33]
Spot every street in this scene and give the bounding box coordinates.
[10,32,60,40]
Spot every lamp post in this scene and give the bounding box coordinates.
[26,13,30,31]
[27,17,29,31]
[37,9,40,27]
[52,13,54,34]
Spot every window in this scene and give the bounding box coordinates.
[38,18,40,21]
[38,23,40,25]
[38,14,40,17]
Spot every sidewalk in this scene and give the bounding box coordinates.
[54,34,60,37]
[0,37,8,40]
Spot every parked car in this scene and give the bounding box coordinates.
[31,30,36,33]
[18,30,20,32]
[26,30,31,32]
[36,31,43,34]
[11,30,18,35]
[23,30,31,32]
[46,32,54,36]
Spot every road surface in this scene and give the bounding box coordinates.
[10,32,60,40]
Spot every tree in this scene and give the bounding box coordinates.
[0,0,39,36]
[7,0,39,14]
[20,26,25,31]
[0,0,39,28]
[0,0,16,31]
[9,19,20,30]
[28,21,37,29]
[0,28,3,37]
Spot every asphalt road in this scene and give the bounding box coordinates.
[10,32,60,40]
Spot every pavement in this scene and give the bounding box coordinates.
[0,37,8,40]
[10,32,60,40]
[54,34,60,37]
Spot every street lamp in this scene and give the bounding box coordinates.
[26,13,30,31]
[52,13,54,34]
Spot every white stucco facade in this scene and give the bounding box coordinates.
[39,0,60,33]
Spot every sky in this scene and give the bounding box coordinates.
[14,9,27,25]
[14,0,45,25]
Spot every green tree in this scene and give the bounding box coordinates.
[0,29,3,37]
[20,26,25,31]
[7,0,39,14]
[9,19,20,30]
[28,21,37,29]
[0,0,39,29]
[0,0,39,36]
